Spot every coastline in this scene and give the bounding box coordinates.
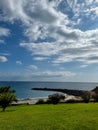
[12,95,79,105]
[12,97,48,105]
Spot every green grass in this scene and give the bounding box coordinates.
[0,103,98,130]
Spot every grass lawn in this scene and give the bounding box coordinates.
[0,103,98,130]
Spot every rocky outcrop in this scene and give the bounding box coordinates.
[92,87,98,94]
[32,86,98,97]
[32,87,87,96]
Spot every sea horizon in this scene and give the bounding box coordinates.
[0,80,98,83]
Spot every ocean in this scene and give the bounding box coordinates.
[0,81,98,99]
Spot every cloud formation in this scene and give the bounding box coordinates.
[0,27,10,37]
[1,0,98,81]
[20,28,98,65]
[16,61,22,65]
[0,56,8,62]
[0,70,76,81]
[28,65,38,70]
[33,57,49,61]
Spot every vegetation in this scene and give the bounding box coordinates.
[35,93,65,105]
[81,91,91,103]
[48,93,65,104]
[0,86,17,111]
[65,98,78,103]
[36,99,45,104]
[92,93,98,102]
[0,103,98,130]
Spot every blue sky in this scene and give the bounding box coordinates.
[0,0,98,82]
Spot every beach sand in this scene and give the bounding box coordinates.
[12,95,80,105]
[12,97,48,105]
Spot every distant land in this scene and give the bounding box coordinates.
[32,87,98,96]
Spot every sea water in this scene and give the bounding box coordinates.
[0,81,97,99]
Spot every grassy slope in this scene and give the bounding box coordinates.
[0,103,98,130]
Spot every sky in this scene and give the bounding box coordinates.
[0,0,98,82]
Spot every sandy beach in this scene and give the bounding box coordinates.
[12,95,80,105]
[12,97,48,105]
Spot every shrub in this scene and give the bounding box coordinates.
[65,98,83,103]
[0,86,17,111]
[46,99,52,104]
[36,99,45,104]
[82,91,91,103]
[92,93,98,102]
[48,93,65,105]
[65,99,77,103]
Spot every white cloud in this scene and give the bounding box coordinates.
[0,40,5,44]
[0,27,10,37]
[20,42,59,56]
[1,0,98,67]
[0,70,76,81]
[0,0,69,41]
[1,0,98,43]
[66,0,77,10]
[31,70,76,77]
[0,0,30,23]
[16,61,22,65]
[33,57,49,61]
[20,28,98,65]
[0,56,8,62]
[80,65,88,68]
[0,27,10,46]
[28,65,38,70]
[0,0,98,38]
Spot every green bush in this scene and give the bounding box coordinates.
[65,98,83,103]
[0,86,17,111]
[65,99,77,103]
[46,99,52,104]
[48,93,65,104]
[82,91,91,103]
[36,99,45,104]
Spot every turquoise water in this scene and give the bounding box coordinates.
[0,81,97,99]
